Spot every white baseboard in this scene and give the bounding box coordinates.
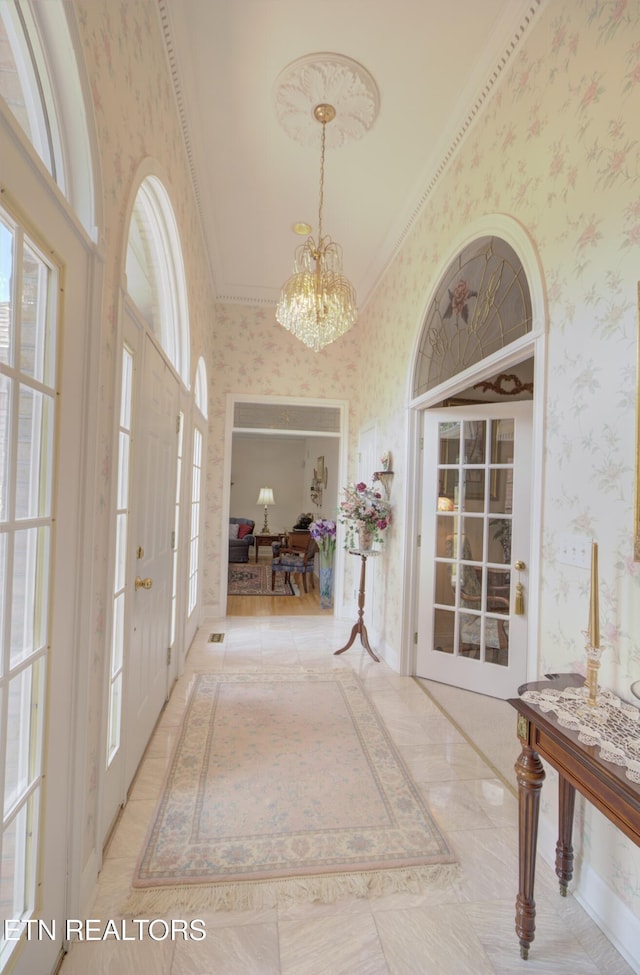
[379,638,399,672]
[538,814,640,973]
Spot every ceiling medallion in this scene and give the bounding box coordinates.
[273,52,380,149]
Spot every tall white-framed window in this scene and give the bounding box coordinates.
[188,427,202,617]
[170,411,184,649]
[106,345,134,767]
[0,206,57,973]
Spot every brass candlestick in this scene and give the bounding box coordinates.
[585,541,602,706]
[585,642,602,707]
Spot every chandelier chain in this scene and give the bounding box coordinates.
[317,118,326,245]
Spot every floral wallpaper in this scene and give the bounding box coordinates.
[69,0,640,932]
[74,0,216,864]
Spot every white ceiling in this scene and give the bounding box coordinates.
[159,0,542,312]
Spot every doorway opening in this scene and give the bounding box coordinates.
[224,396,348,617]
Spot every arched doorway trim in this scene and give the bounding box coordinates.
[401,215,547,678]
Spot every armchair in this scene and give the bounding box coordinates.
[271,534,318,593]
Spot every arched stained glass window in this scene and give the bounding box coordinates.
[125,176,190,386]
[413,236,532,399]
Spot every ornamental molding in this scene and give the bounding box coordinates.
[273,53,380,149]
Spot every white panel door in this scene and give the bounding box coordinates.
[416,402,532,699]
[126,336,178,784]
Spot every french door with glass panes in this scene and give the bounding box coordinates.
[0,208,67,975]
[103,323,179,838]
[416,402,532,699]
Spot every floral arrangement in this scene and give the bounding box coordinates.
[339,482,392,547]
[309,518,336,560]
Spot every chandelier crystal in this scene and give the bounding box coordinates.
[276,103,357,352]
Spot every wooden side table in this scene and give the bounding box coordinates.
[509,674,640,960]
[254,533,283,562]
[334,549,381,662]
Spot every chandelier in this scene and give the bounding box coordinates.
[276,103,357,352]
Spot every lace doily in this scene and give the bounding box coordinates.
[521,685,640,784]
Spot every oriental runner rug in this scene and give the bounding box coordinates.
[128,670,457,912]
[228,562,297,596]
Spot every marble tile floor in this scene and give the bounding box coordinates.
[59,616,636,975]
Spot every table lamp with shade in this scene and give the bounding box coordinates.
[256,487,275,533]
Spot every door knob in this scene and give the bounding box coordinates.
[514,560,526,571]
[135,576,153,590]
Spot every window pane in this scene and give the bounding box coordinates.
[107,673,122,765]
[460,516,483,561]
[117,431,130,509]
[489,517,512,564]
[458,614,482,659]
[114,512,127,593]
[4,661,44,816]
[439,421,460,465]
[111,594,125,677]
[0,4,53,176]
[433,608,454,654]
[0,9,35,147]
[0,219,14,367]
[0,789,39,924]
[10,527,49,666]
[193,428,202,466]
[434,562,455,607]
[492,418,514,463]
[20,244,54,385]
[120,348,133,429]
[463,420,486,464]
[191,466,200,502]
[16,385,53,519]
[486,570,510,615]
[0,533,6,674]
[0,373,11,520]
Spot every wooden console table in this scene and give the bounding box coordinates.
[509,674,640,960]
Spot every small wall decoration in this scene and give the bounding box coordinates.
[311,456,327,507]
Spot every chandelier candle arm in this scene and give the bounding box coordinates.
[276,102,358,352]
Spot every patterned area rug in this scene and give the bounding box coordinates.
[228,562,297,595]
[128,670,457,912]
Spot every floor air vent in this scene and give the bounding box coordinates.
[208,633,224,643]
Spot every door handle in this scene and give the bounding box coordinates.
[513,562,525,614]
[135,576,153,591]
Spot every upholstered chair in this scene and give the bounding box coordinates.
[271,535,318,593]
